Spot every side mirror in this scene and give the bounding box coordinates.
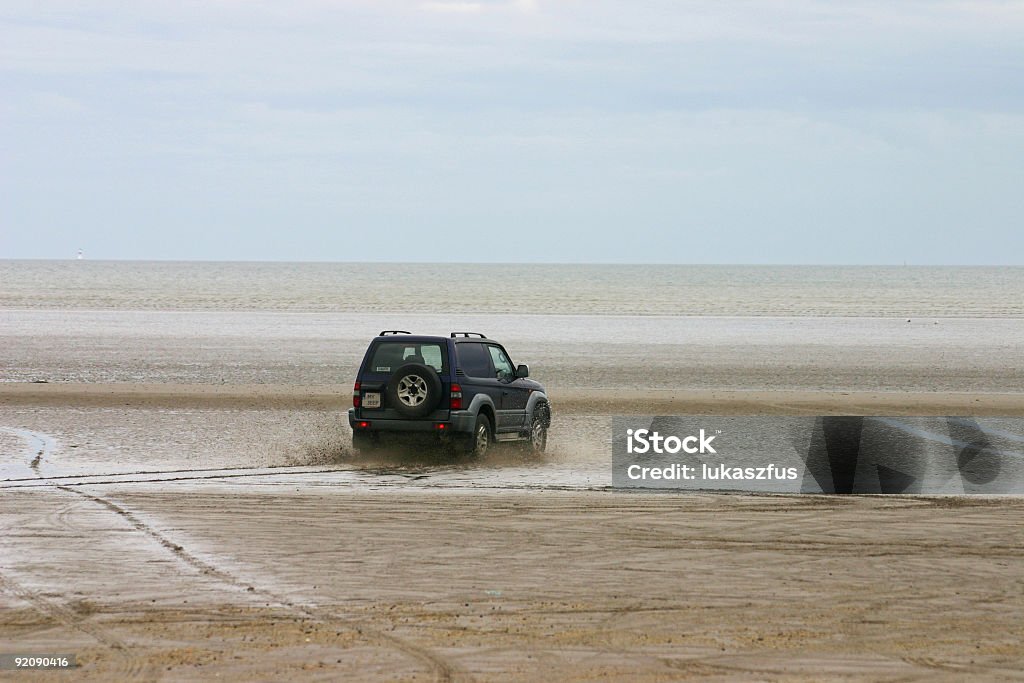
[516,364,529,378]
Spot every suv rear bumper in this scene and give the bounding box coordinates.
[348,409,476,434]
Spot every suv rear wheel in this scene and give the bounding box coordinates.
[460,414,491,458]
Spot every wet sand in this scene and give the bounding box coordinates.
[2,388,1024,680]
[2,484,1022,681]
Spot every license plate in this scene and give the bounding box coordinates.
[363,392,381,409]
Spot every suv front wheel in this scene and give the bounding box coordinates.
[520,402,549,456]
[527,413,548,454]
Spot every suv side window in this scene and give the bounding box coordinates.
[487,345,514,380]
[457,342,493,378]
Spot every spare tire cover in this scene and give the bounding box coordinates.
[386,363,443,418]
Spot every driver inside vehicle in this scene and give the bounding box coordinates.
[487,345,515,381]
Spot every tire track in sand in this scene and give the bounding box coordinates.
[0,427,150,680]
[0,426,55,477]
[0,571,152,680]
[0,572,126,650]
[65,486,466,682]
[2,425,468,682]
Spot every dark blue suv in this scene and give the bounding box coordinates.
[349,331,550,457]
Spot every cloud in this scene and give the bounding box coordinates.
[1,0,1022,262]
[420,2,483,13]
[511,0,538,12]
[419,0,538,15]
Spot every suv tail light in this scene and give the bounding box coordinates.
[353,382,360,408]
[450,383,462,410]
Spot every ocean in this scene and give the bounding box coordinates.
[2,261,1022,317]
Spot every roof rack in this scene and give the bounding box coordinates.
[379,330,412,336]
[451,332,487,338]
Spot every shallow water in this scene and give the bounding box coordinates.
[4,410,1022,495]
[0,407,610,492]
[3,260,1023,317]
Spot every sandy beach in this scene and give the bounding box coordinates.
[3,381,1024,680]
[2,484,1023,682]
[3,273,1024,679]
[4,0,1024,670]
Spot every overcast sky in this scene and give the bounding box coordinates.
[2,1,1023,263]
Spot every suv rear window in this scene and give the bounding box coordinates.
[368,342,447,375]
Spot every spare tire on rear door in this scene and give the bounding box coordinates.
[386,363,443,418]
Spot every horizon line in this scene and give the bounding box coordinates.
[1,257,1020,268]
